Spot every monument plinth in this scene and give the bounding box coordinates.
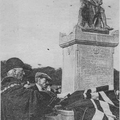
[59,27,119,93]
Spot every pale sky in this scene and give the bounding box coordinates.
[0,0,119,70]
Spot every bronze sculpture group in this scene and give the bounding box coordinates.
[77,0,113,31]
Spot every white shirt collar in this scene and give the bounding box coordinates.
[36,83,42,91]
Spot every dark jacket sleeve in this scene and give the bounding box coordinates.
[28,90,52,119]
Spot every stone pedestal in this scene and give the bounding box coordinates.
[45,110,74,120]
[59,26,119,93]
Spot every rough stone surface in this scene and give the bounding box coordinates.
[75,45,114,90]
[60,27,119,93]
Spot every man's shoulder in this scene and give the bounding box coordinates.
[27,84,38,90]
[2,76,17,84]
[1,76,21,91]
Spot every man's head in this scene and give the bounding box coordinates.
[35,72,52,90]
[6,57,25,80]
[7,68,25,80]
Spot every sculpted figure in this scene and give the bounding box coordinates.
[78,0,113,30]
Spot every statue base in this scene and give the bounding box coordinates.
[82,28,109,34]
[59,26,119,93]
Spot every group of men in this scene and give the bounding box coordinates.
[1,57,60,120]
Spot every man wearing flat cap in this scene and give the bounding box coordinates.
[30,72,52,91]
[1,57,58,120]
[27,72,60,108]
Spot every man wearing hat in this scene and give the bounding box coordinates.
[26,72,60,108]
[28,72,52,91]
[1,57,25,91]
[1,57,58,120]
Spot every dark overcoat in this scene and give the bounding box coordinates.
[1,77,55,120]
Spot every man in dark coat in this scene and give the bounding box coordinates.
[27,72,52,91]
[25,72,60,109]
[1,57,57,120]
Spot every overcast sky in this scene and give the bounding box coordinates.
[0,0,119,70]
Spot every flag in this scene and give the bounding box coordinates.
[60,85,119,120]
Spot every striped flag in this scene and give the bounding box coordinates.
[91,99,118,120]
[60,85,119,120]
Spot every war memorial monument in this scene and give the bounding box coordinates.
[60,0,119,93]
[45,0,119,120]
